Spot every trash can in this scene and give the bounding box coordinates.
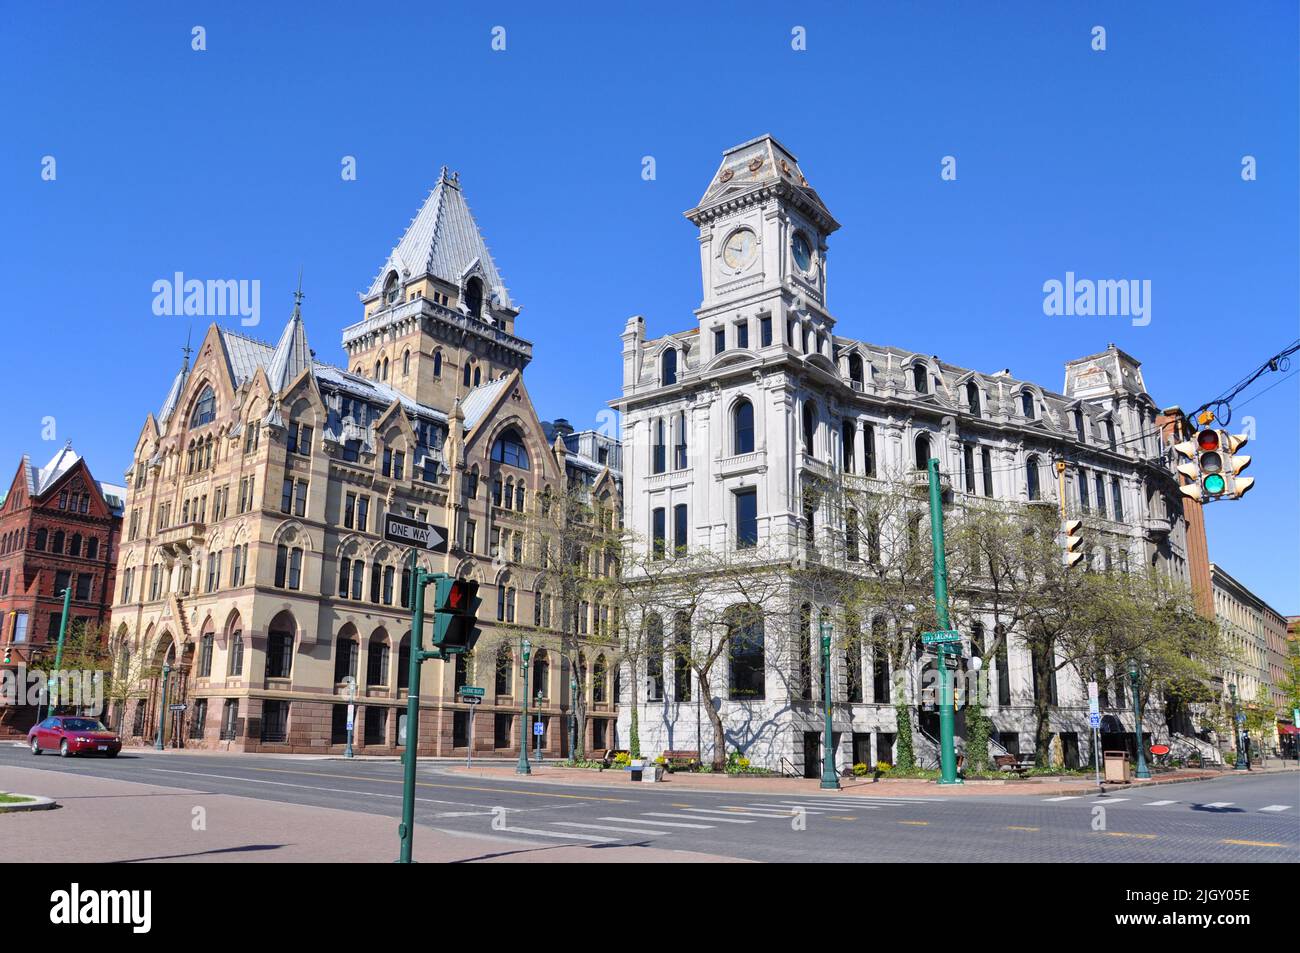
[642,763,664,783]
[628,760,644,782]
[1103,750,1131,783]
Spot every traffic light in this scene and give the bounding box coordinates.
[429,576,481,654]
[1059,518,1084,569]
[3,643,10,665]
[1175,428,1253,502]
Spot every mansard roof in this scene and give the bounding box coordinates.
[365,167,514,310]
[687,134,839,233]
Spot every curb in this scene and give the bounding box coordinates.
[0,794,59,813]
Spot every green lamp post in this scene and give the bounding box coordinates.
[517,638,532,775]
[1127,659,1151,780]
[926,458,961,785]
[1229,683,1248,770]
[154,661,171,751]
[568,675,577,762]
[819,621,839,790]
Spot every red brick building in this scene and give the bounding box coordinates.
[0,443,124,736]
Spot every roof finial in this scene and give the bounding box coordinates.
[292,267,304,317]
[181,325,193,371]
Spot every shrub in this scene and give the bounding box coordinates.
[852,762,870,777]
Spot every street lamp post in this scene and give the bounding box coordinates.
[343,675,356,759]
[1127,660,1151,780]
[154,662,171,751]
[819,621,839,790]
[1229,683,1248,770]
[517,639,532,775]
[568,675,577,763]
[38,586,73,723]
[535,689,544,763]
[925,458,961,786]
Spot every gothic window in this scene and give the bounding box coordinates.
[464,277,484,319]
[463,361,472,388]
[383,271,400,305]
[190,386,216,428]
[402,350,410,376]
[433,350,442,377]
[491,429,530,469]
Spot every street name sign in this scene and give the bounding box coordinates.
[921,630,961,645]
[459,686,486,697]
[460,696,481,705]
[383,512,447,553]
[168,703,187,712]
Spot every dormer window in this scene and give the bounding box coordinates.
[661,348,678,386]
[913,365,928,394]
[1021,391,1036,420]
[383,271,400,306]
[464,277,484,319]
[966,381,981,417]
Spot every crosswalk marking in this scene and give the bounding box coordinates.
[553,822,667,836]
[643,812,754,824]
[1259,805,1293,812]
[1143,800,1177,807]
[690,808,793,819]
[1093,798,1128,804]
[599,816,712,829]
[744,803,838,813]
[1043,796,1082,801]
[501,826,615,843]
[773,799,883,809]
[1204,802,1235,809]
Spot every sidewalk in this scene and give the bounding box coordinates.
[0,765,741,863]
[434,762,1268,797]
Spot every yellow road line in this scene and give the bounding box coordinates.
[830,815,857,821]
[239,765,632,802]
[1007,826,1039,832]
[1221,839,1285,848]
[1102,832,1157,840]
[899,820,929,826]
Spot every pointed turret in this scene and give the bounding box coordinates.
[267,284,312,393]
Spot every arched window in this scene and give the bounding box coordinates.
[34,528,46,551]
[802,400,816,456]
[491,429,529,469]
[383,271,400,305]
[266,612,295,679]
[532,649,549,699]
[661,348,678,386]
[592,654,607,703]
[382,357,389,381]
[1074,409,1087,443]
[402,350,410,376]
[1021,391,1036,419]
[732,399,755,455]
[69,534,82,557]
[190,386,216,428]
[914,433,931,470]
[726,606,765,700]
[966,381,981,417]
[52,530,65,554]
[913,364,928,394]
[366,631,390,686]
[1026,454,1041,501]
[473,367,481,387]
[494,644,512,695]
[464,277,484,318]
[433,351,442,377]
[333,628,358,682]
[463,361,472,387]
[227,628,244,676]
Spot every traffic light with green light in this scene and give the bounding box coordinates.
[429,576,481,654]
[1176,429,1253,502]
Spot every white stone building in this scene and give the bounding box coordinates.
[613,135,1198,774]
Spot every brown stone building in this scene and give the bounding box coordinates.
[109,168,622,754]
[0,444,125,736]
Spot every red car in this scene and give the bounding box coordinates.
[28,716,122,758]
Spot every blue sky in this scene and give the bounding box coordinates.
[1,2,1296,610]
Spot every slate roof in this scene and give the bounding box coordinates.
[266,299,312,392]
[365,168,514,309]
[689,134,838,232]
[459,376,512,431]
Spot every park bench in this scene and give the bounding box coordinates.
[661,750,700,773]
[994,753,1032,777]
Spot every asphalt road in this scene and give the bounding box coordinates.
[3,744,1297,862]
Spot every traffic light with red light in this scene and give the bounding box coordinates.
[430,576,481,654]
[1175,428,1254,502]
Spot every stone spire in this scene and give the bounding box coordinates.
[266,279,312,393]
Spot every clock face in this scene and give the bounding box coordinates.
[791,232,812,272]
[722,228,756,269]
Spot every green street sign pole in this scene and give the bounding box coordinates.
[40,586,73,722]
[819,621,839,790]
[154,662,171,750]
[398,550,424,864]
[926,458,961,785]
[1128,660,1151,779]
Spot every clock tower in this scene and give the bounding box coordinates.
[684,134,840,350]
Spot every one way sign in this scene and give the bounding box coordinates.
[383,512,448,553]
